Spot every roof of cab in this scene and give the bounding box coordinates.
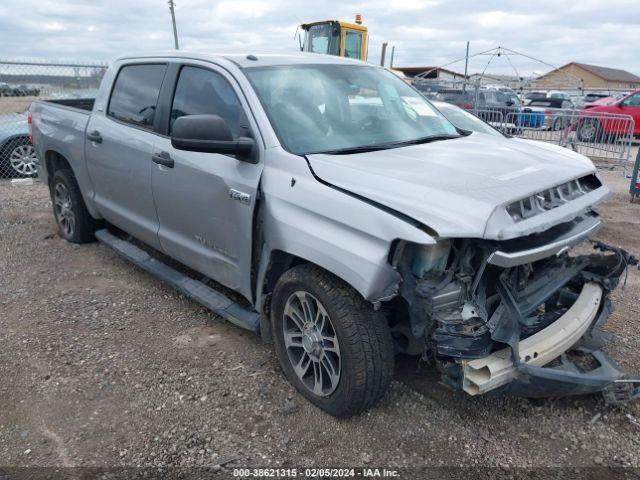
[114,51,369,69]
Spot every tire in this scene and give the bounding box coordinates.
[577,118,602,143]
[1,136,38,178]
[271,264,394,417]
[50,169,99,243]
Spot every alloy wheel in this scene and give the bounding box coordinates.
[282,291,341,397]
[53,182,75,238]
[579,121,597,141]
[9,143,37,176]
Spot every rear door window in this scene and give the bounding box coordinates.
[107,64,167,130]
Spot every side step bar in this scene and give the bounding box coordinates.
[95,229,260,332]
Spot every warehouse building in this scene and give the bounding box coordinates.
[534,62,640,91]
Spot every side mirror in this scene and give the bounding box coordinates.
[505,100,514,106]
[171,114,256,163]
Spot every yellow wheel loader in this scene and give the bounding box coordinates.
[300,15,368,61]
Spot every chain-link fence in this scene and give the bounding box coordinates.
[0,59,108,178]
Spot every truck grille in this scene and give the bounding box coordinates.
[506,174,601,222]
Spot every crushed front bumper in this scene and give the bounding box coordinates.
[463,282,604,395]
[462,280,640,403]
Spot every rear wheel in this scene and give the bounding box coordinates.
[551,117,564,131]
[577,118,602,142]
[51,169,99,243]
[272,264,394,417]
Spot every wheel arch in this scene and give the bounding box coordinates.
[44,150,73,186]
[43,149,102,219]
[254,241,404,345]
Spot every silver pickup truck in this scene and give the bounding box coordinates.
[30,52,638,417]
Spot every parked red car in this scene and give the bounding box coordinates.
[577,90,640,142]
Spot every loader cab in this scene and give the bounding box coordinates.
[300,17,368,61]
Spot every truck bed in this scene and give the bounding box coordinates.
[30,97,95,189]
[41,98,95,112]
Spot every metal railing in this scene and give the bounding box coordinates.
[467,105,635,170]
[0,58,107,178]
[496,107,635,170]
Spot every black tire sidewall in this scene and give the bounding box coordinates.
[272,267,380,417]
[51,169,95,243]
[578,119,601,142]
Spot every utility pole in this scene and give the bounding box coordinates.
[463,41,469,92]
[389,46,395,68]
[380,42,388,67]
[168,0,179,49]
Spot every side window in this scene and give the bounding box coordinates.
[107,64,166,130]
[170,66,245,137]
[344,31,363,59]
[496,92,509,104]
[623,93,640,107]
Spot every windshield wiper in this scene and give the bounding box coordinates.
[317,144,400,155]
[317,134,461,155]
[400,134,463,146]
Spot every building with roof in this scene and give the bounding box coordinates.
[393,66,466,81]
[534,62,640,91]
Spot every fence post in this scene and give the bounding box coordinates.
[629,148,640,202]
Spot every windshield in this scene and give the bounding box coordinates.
[435,103,502,137]
[246,64,459,155]
[526,92,546,101]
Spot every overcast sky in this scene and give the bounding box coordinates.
[1,0,639,76]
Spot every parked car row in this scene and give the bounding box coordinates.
[0,82,41,97]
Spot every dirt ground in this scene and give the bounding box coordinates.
[1,168,640,478]
[0,96,39,115]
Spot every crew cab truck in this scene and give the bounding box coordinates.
[30,52,639,417]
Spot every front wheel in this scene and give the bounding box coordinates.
[272,264,394,417]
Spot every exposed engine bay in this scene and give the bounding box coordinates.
[389,213,640,403]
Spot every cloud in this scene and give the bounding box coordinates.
[389,0,438,11]
[42,21,67,31]
[0,0,637,77]
[213,1,271,19]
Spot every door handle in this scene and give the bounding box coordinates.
[152,151,174,168]
[87,130,102,143]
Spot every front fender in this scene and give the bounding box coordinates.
[258,149,435,305]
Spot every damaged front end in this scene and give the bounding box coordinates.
[391,212,640,403]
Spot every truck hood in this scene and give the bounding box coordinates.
[307,133,603,239]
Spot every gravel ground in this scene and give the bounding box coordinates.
[1,169,640,477]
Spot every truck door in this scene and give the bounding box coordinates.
[86,63,168,250]
[151,64,263,301]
